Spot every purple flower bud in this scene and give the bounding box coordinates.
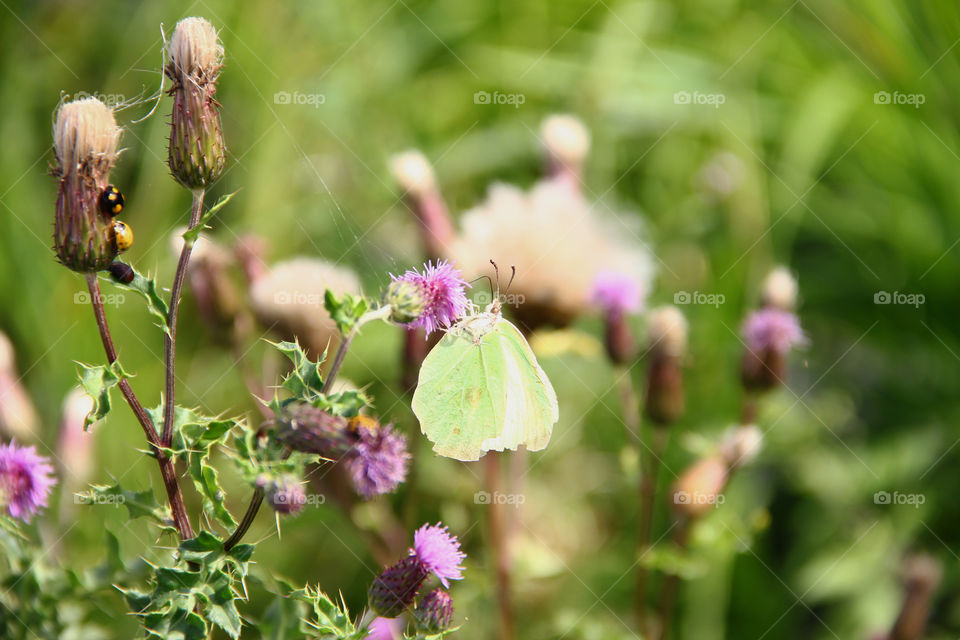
[0,441,57,522]
[413,589,454,634]
[368,555,429,617]
[274,403,353,455]
[257,473,306,515]
[740,309,806,391]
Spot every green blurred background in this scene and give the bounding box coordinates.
[1,0,959,638]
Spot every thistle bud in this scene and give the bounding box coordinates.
[384,279,426,324]
[52,97,122,272]
[720,424,763,468]
[413,589,454,634]
[541,114,590,189]
[644,306,687,426]
[890,554,941,640]
[369,555,428,617]
[671,455,727,519]
[273,403,353,455]
[760,266,798,311]
[256,473,306,515]
[740,308,805,391]
[389,150,454,259]
[166,17,226,189]
[0,332,39,441]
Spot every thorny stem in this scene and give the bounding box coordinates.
[486,452,515,640]
[636,422,669,636]
[321,306,393,395]
[162,188,205,447]
[85,274,195,540]
[226,305,392,550]
[223,486,263,552]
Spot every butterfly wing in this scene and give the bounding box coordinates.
[412,329,506,461]
[486,319,559,453]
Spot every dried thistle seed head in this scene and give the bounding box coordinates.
[541,114,590,170]
[166,16,226,189]
[52,97,122,272]
[168,17,224,80]
[647,305,688,358]
[761,266,798,311]
[390,150,437,197]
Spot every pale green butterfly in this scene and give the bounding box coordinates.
[412,292,559,461]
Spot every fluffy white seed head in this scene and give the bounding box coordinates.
[647,305,688,357]
[390,150,436,196]
[250,258,361,355]
[168,17,223,78]
[761,266,798,311]
[53,97,121,176]
[541,114,591,166]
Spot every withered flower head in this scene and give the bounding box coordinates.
[52,97,122,272]
[166,17,226,189]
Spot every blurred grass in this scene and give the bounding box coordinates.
[2,0,960,638]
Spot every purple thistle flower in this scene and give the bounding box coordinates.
[391,261,469,337]
[0,441,57,522]
[412,523,465,588]
[591,271,644,314]
[367,616,403,640]
[741,308,806,355]
[413,589,454,634]
[345,421,410,499]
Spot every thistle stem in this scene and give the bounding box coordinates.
[636,423,669,636]
[162,188,205,447]
[321,306,392,395]
[224,486,263,552]
[84,273,195,540]
[485,452,515,640]
[656,518,690,640]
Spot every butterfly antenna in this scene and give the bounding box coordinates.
[506,265,516,293]
[489,259,502,296]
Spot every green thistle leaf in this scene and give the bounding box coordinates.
[76,360,128,430]
[106,268,171,336]
[182,191,238,244]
